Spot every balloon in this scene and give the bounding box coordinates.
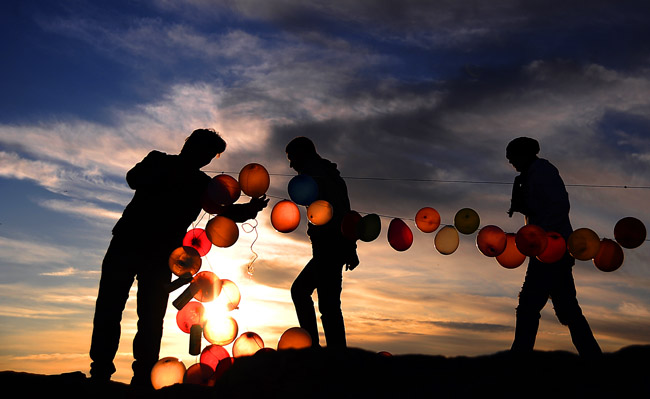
[515,224,548,256]
[150,357,186,390]
[201,190,228,214]
[271,200,301,233]
[176,301,206,334]
[169,246,202,277]
[307,200,333,225]
[476,225,507,257]
[387,218,414,251]
[205,174,241,206]
[567,228,601,261]
[496,233,526,269]
[614,217,646,249]
[277,327,312,350]
[357,213,381,242]
[200,344,230,372]
[434,225,460,255]
[205,215,239,248]
[415,207,441,233]
[192,271,222,302]
[204,315,238,346]
[217,279,241,311]
[593,238,624,272]
[288,175,319,205]
[232,332,265,357]
[536,232,567,263]
[341,210,362,240]
[184,363,214,386]
[238,163,270,198]
[454,208,480,235]
[183,228,212,257]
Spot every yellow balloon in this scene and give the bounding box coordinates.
[454,208,480,235]
[233,331,265,357]
[567,228,601,261]
[435,225,460,255]
[204,315,238,346]
[277,327,312,350]
[307,200,333,225]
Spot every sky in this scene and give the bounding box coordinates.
[1,0,649,384]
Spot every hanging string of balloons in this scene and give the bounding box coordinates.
[153,162,647,390]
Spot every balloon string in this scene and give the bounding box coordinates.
[242,218,259,277]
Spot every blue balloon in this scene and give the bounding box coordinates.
[288,175,319,205]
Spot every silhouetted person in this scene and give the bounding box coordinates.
[89,129,267,387]
[506,137,601,358]
[286,137,359,348]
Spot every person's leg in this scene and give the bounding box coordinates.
[89,239,136,380]
[511,260,551,353]
[131,262,172,386]
[316,258,346,348]
[550,266,602,358]
[291,258,320,347]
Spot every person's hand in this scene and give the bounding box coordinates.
[248,195,269,212]
[345,251,359,271]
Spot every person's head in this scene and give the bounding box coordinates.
[180,128,227,168]
[506,137,539,172]
[286,136,319,173]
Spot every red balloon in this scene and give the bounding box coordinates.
[176,301,205,334]
[415,207,441,233]
[593,238,625,272]
[208,174,241,206]
[515,224,548,256]
[387,218,413,251]
[184,363,214,386]
[183,228,212,257]
[614,217,646,249]
[537,231,567,263]
[341,210,362,241]
[271,200,301,233]
[476,225,507,257]
[192,271,222,302]
[496,233,526,269]
[200,345,230,372]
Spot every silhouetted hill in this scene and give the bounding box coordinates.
[2,345,649,398]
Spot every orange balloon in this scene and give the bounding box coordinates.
[205,215,239,248]
[614,217,646,249]
[515,224,548,256]
[537,232,567,263]
[567,228,601,261]
[271,200,301,233]
[150,357,186,390]
[307,200,333,225]
[238,163,270,198]
[388,218,414,251]
[183,228,212,257]
[496,233,526,269]
[277,327,312,350]
[192,271,222,302]
[476,225,507,257]
[232,332,265,357]
[593,238,624,272]
[205,174,241,206]
[176,301,206,334]
[415,207,441,233]
[341,210,362,241]
[169,246,202,277]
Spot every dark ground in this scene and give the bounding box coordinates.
[2,345,649,398]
